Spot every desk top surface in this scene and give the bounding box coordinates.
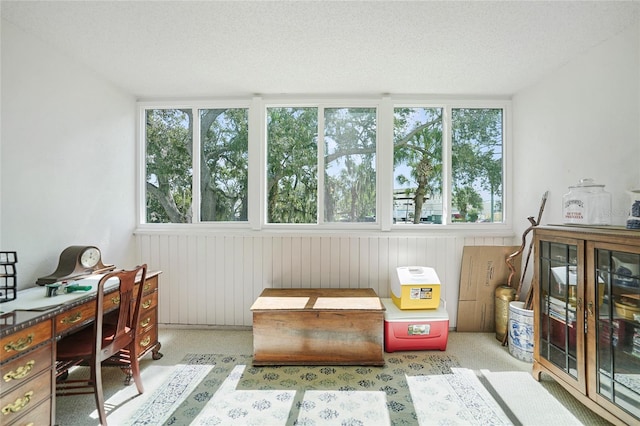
[0,270,161,337]
[251,288,384,311]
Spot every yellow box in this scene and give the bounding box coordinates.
[391,266,441,310]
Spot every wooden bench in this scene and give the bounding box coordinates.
[250,288,385,366]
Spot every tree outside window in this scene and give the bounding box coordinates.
[145,109,193,223]
[145,108,249,223]
[392,107,503,225]
[267,106,377,224]
[451,108,503,223]
[143,101,505,227]
[266,107,318,224]
[393,107,443,224]
[324,108,376,223]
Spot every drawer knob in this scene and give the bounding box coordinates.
[111,296,121,305]
[3,360,35,382]
[1,390,33,415]
[3,333,34,353]
[140,317,151,328]
[140,336,151,348]
[60,312,83,324]
[142,300,152,309]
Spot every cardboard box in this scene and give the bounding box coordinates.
[382,298,449,351]
[390,266,441,310]
[456,246,521,332]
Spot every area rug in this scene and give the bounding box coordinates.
[126,353,516,426]
[480,370,582,425]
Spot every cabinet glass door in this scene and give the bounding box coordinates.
[595,248,640,418]
[539,240,580,379]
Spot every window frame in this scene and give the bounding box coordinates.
[137,96,511,232]
[263,98,381,229]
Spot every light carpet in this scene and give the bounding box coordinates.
[125,353,581,426]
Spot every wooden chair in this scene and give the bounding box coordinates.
[56,264,147,425]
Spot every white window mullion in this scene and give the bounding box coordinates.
[137,106,147,225]
[192,108,201,223]
[502,106,511,226]
[249,96,263,230]
[442,106,452,225]
[317,106,325,224]
[378,96,393,231]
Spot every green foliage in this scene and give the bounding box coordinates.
[145,109,193,223]
[267,107,318,223]
[393,108,443,223]
[145,105,503,225]
[146,108,249,223]
[451,108,503,222]
[324,108,377,222]
[200,109,249,221]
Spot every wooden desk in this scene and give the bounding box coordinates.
[0,271,161,426]
[250,288,385,366]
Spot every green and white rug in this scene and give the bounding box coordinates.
[126,352,526,425]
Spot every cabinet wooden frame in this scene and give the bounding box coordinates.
[532,225,640,425]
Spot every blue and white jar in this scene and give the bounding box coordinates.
[508,301,534,363]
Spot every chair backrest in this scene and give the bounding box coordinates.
[93,264,147,362]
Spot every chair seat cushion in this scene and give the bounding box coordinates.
[57,323,129,359]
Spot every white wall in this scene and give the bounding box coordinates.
[1,20,138,284]
[512,20,640,295]
[4,16,639,327]
[135,231,514,326]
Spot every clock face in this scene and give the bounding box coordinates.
[80,247,101,268]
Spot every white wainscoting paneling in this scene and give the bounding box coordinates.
[135,232,515,328]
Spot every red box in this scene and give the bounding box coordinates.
[382,298,449,352]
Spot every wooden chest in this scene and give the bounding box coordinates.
[250,288,385,366]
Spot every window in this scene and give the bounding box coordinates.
[145,109,193,223]
[323,107,377,223]
[266,107,318,224]
[144,107,249,223]
[200,108,249,222]
[141,98,507,228]
[393,107,443,224]
[451,108,504,223]
[266,106,377,224]
[392,106,504,225]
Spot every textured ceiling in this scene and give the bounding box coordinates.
[2,1,639,99]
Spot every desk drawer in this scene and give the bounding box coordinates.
[138,309,156,334]
[1,343,52,395]
[140,275,158,295]
[103,289,123,312]
[1,321,52,363]
[6,397,51,426]
[140,291,157,313]
[55,301,94,336]
[137,326,157,355]
[0,370,50,424]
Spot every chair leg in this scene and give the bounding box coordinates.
[128,344,144,394]
[93,361,107,425]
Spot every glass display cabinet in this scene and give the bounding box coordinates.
[533,225,639,424]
